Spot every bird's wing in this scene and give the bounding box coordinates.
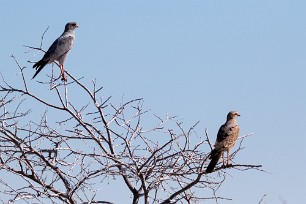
[215,121,239,148]
[206,124,229,172]
[216,123,229,143]
[41,34,74,62]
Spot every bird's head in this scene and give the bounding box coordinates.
[227,111,240,120]
[65,22,78,31]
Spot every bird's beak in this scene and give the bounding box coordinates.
[75,24,78,28]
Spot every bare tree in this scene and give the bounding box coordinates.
[0,46,262,204]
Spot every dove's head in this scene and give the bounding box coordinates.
[65,22,78,31]
[227,111,240,120]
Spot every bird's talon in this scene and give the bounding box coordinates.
[61,76,67,82]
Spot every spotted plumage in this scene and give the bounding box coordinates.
[206,111,240,173]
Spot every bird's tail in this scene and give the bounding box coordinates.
[32,60,48,79]
[206,149,222,173]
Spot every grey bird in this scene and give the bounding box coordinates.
[32,22,78,81]
[206,111,240,173]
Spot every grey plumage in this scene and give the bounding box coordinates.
[206,111,240,173]
[33,22,78,81]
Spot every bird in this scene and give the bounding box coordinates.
[32,22,78,81]
[206,111,240,173]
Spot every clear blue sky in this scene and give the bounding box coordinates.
[1,1,306,203]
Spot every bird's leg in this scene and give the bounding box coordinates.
[221,152,225,166]
[226,150,232,166]
[60,65,67,81]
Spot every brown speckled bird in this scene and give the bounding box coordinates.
[206,111,240,173]
[32,22,78,81]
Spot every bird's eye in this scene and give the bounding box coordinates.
[72,23,76,26]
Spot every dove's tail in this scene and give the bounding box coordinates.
[206,149,222,173]
[32,60,48,79]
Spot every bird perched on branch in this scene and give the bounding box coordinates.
[32,22,78,81]
[206,111,240,173]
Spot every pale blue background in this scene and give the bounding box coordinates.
[1,1,306,203]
